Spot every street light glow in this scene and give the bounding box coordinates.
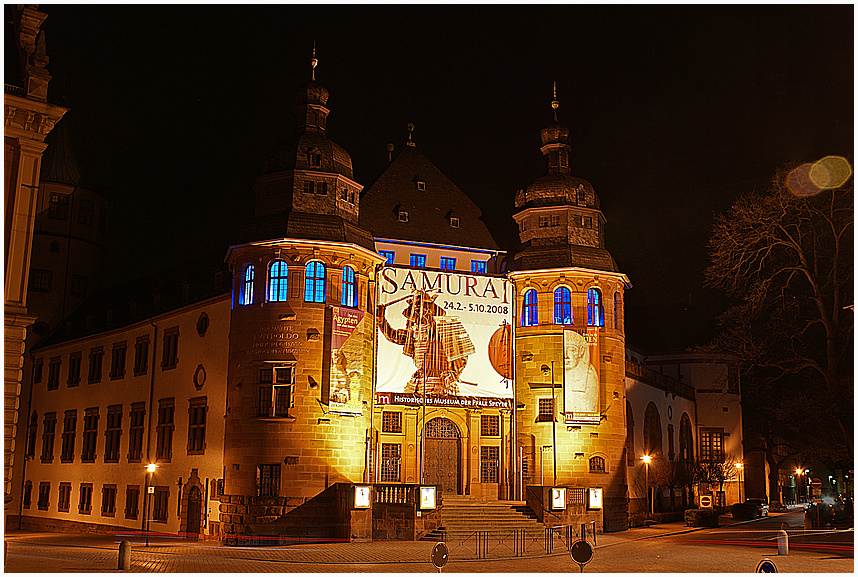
[641,455,652,464]
[146,463,159,473]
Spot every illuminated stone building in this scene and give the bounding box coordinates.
[9,51,746,540]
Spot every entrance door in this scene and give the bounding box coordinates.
[186,485,202,539]
[424,417,461,495]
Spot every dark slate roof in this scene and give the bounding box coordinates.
[264,131,354,179]
[243,211,376,251]
[359,145,499,251]
[34,250,231,350]
[40,117,81,186]
[512,243,619,273]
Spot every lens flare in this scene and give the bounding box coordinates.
[810,156,852,188]
[786,163,821,197]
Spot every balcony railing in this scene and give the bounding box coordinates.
[626,360,695,399]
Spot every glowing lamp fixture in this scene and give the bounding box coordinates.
[735,463,743,470]
[795,468,802,476]
[146,463,159,473]
[641,455,652,464]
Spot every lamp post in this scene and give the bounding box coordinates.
[641,455,652,517]
[144,463,158,547]
[795,468,803,504]
[735,463,744,503]
[541,362,557,487]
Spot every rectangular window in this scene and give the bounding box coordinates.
[381,411,402,434]
[152,487,169,522]
[480,414,500,437]
[398,211,408,222]
[23,481,32,509]
[58,482,71,512]
[26,412,38,458]
[41,412,57,462]
[471,260,487,273]
[257,366,294,418]
[78,198,94,226]
[67,353,81,387]
[409,254,426,268]
[450,217,460,228]
[134,336,149,376]
[316,182,328,196]
[162,328,179,369]
[380,443,401,482]
[156,399,175,461]
[550,214,561,227]
[480,446,499,484]
[81,408,99,462]
[38,482,50,510]
[79,484,93,514]
[61,410,77,462]
[583,216,593,229]
[104,405,122,462]
[88,348,103,383]
[538,215,550,228]
[667,424,675,461]
[187,397,207,454]
[48,193,70,220]
[128,402,145,462]
[257,464,280,497]
[70,274,87,297]
[303,181,315,195]
[47,357,61,390]
[33,358,43,384]
[125,485,140,519]
[379,250,395,265]
[110,342,127,380]
[536,398,555,423]
[439,257,456,270]
[29,269,52,292]
[101,485,117,517]
[700,428,724,462]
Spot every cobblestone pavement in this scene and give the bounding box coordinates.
[4,513,853,573]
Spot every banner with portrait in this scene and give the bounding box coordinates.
[563,327,600,424]
[329,306,366,415]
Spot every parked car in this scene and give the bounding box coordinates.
[745,498,769,517]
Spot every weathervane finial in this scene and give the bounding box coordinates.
[406,123,415,147]
[551,81,559,122]
[311,41,318,81]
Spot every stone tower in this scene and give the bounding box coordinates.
[509,85,631,532]
[221,52,383,543]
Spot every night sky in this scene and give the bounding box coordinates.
[36,4,853,352]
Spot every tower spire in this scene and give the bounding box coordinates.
[311,41,318,81]
[551,81,559,122]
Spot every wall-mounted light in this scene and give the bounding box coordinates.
[317,417,330,424]
[551,487,567,510]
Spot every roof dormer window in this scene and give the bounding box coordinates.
[416,180,426,191]
[398,211,409,222]
[307,149,322,167]
[450,217,460,228]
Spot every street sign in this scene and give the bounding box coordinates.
[570,539,594,572]
[811,478,822,489]
[700,494,713,508]
[812,488,822,496]
[756,558,778,573]
[431,542,448,571]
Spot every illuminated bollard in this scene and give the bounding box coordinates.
[118,540,131,570]
[777,530,788,555]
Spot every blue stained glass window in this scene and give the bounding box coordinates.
[522,289,538,327]
[410,254,426,267]
[379,251,395,265]
[554,287,572,325]
[587,288,604,327]
[440,257,457,270]
[341,266,357,307]
[241,265,255,305]
[471,260,487,273]
[267,260,288,302]
[305,262,326,303]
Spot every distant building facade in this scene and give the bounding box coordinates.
[8,50,745,539]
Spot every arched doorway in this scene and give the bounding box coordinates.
[185,485,202,539]
[424,417,462,495]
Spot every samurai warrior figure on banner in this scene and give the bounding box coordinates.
[377,290,475,396]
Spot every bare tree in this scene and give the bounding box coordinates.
[703,167,853,473]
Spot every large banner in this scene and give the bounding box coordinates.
[563,327,600,424]
[376,267,513,408]
[329,306,366,415]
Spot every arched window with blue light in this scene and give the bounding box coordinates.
[240,264,255,305]
[553,287,572,325]
[305,261,326,303]
[587,287,604,327]
[267,260,288,302]
[522,289,538,327]
[341,265,357,307]
[613,291,620,329]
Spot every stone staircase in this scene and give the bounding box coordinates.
[422,495,548,540]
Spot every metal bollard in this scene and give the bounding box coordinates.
[118,540,131,570]
[777,530,788,555]
[803,514,812,534]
